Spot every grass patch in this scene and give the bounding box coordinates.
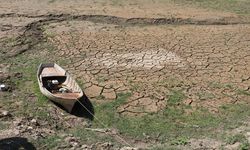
[240,142,250,150]
[226,133,250,150]
[168,90,186,105]
[35,135,62,149]
[94,92,131,126]
[197,91,215,100]
[158,77,184,89]
[237,89,250,96]
[209,82,235,89]
[76,79,85,89]
[171,0,250,15]
[226,134,247,145]
[0,122,7,130]
[48,0,56,4]
[93,96,250,144]
[97,76,108,83]
[128,80,144,92]
[71,127,116,145]
[95,97,218,139]
[170,136,189,146]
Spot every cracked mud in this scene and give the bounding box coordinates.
[1,12,250,116]
[47,20,250,115]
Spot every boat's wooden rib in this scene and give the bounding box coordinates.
[37,63,83,112]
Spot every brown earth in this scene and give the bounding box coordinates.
[0,0,240,19]
[1,0,250,149]
[0,0,249,120]
[46,21,250,115]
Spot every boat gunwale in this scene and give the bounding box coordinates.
[37,63,83,100]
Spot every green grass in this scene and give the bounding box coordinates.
[2,26,250,149]
[168,90,186,105]
[35,135,62,149]
[226,134,247,145]
[237,89,250,96]
[197,91,215,100]
[209,82,235,90]
[226,134,250,150]
[71,127,116,145]
[93,94,250,144]
[170,136,189,146]
[90,83,250,144]
[157,77,185,89]
[240,142,250,150]
[0,122,7,130]
[94,92,131,126]
[48,0,56,4]
[171,0,250,15]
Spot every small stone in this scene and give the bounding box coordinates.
[81,144,88,149]
[120,147,138,150]
[30,119,38,125]
[14,118,23,126]
[31,119,39,126]
[31,119,36,123]
[0,84,8,91]
[2,110,9,116]
[60,133,68,138]
[71,142,78,147]
[27,126,33,130]
[101,142,113,148]
[65,137,72,143]
[183,99,193,105]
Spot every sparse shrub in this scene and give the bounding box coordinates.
[226,134,247,145]
[240,142,250,150]
[171,137,189,146]
[168,90,186,105]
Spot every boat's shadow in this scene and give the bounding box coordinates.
[54,95,94,120]
[0,137,36,150]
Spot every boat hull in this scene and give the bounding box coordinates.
[37,63,83,112]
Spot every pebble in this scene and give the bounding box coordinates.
[71,142,78,147]
[101,142,113,148]
[120,147,138,150]
[0,84,5,89]
[31,119,39,126]
[0,84,9,91]
[81,145,89,149]
[2,110,9,116]
[31,119,37,123]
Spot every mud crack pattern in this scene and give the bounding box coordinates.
[1,12,250,115]
[45,21,250,115]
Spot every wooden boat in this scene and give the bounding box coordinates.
[37,63,83,112]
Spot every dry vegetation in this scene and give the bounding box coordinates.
[0,0,250,149]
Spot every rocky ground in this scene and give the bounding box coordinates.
[1,0,250,149]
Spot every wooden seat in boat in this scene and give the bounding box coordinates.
[53,93,81,99]
[41,67,65,77]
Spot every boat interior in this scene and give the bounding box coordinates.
[40,65,82,99]
[41,76,67,92]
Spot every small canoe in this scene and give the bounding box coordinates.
[37,63,83,112]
